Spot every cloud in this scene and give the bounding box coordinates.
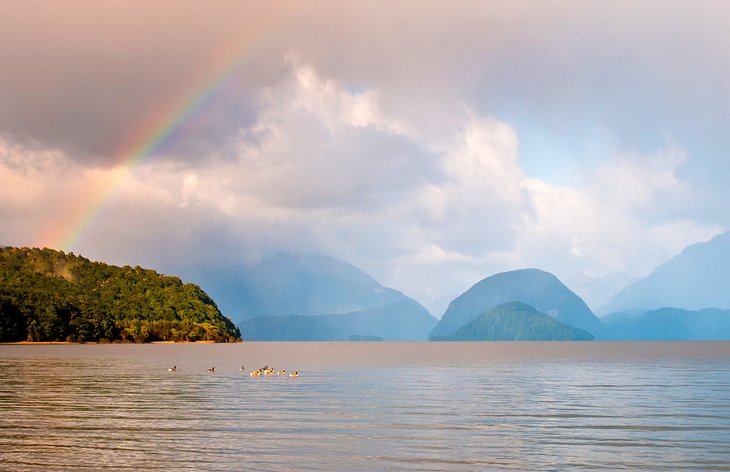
[4,1,729,167]
[216,62,444,214]
[408,115,528,257]
[0,0,289,162]
[515,147,720,278]
[2,2,730,315]
[2,56,726,314]
[0,139,85,243]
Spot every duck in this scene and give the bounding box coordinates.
[289,371,299,378]
[277,370,286,375]
[239,365,245,371]
[249,370,261,377]
[168,365,177,372]
[207,367,215,373]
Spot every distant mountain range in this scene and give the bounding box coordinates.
[600,231,730,314]
[198,253,410,321]
[6,230,730,342]
[430,269,602,340]
[598,307,730,340]
[195,252,437,341]
[239,299,435,341]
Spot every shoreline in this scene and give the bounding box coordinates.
[1,340,229,345]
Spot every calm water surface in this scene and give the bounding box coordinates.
[1,342,730,470]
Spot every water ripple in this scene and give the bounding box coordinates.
[1,342,730,470]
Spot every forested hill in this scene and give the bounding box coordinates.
[0,247,241,343]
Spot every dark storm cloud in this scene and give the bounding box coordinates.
[0,0,287,163]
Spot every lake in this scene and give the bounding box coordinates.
[1,342,730,470]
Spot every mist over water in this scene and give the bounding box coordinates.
[2,342,730,470]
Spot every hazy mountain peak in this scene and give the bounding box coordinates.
[599,231,730,313]
[187,251,434,334]
[261,252,378,282]
[244,252,406,316]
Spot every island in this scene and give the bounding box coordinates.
[432,301,594,341]
[0,247,241,343]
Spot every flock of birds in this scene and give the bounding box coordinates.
[166,365,299,377]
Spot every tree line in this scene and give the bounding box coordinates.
[0,247,241,343]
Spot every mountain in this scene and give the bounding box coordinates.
[0,247,240,343]
[598,307,730,340]
[600,231,730,313]
[239,299,436,341]
[437,302,593,341]
[200,253,410,322]
[187,252,438,340]
[430,268,601,339]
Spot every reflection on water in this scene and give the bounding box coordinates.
[1,342,730,470]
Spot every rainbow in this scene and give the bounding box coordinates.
[38,7,300,252]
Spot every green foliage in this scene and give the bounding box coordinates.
[437,301,594,341]
[430,268,601,340]
[0,247,241,343]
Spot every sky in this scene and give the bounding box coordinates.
[1,0,729,315]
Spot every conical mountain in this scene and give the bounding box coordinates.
[600,231,730,313]
[440,301,593,341]
[430,268,601,339]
